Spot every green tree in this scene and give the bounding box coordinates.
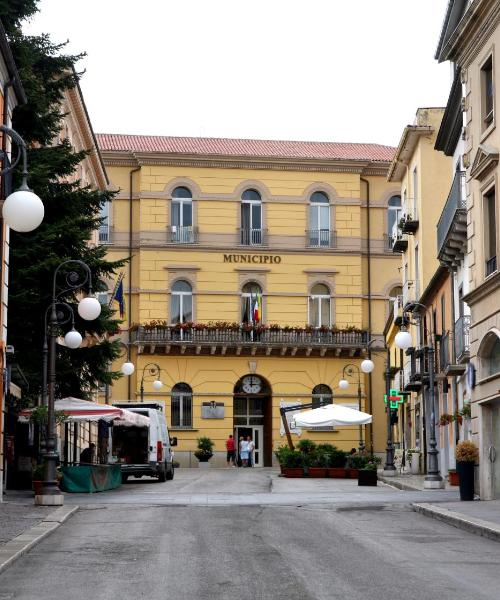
[3,4,127,401]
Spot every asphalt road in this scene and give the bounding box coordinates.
[1,470,497,599]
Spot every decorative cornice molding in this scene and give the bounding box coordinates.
[470,143,499,180]
[463,270,500,305]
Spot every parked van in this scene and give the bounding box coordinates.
[112,402,177,482]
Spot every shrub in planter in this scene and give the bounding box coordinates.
[325,448,347,478]
[279,448,305,477]
[358,460,378,486]
[194,436,214,463]
[455,440,478,501]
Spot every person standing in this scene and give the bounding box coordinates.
[247,436,255,467]
[239,436,249,467]
[226,434,236,467]
[80,443,95,464]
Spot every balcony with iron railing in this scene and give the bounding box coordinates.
[98,225,113,244]
[239,228,268,246]
[305,229,337,248]
[399,211,419,234]
[454,315,471,363]
[439,329,466,376]
[437,171,467,268]
[132,324,370,358]
[167,225,199,244]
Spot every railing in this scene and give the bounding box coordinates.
[437,171,466,255]
[167,225,198,244]
[486,256,497,277]
[455,315,471,361]
[306,229,337,248]
[98,225,113,244]
[383,234,393,252]
[239,228,267,246]
[133,326,369,347]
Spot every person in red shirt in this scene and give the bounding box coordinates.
[226,434,236,467]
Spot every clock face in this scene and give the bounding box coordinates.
[242,375,262,394]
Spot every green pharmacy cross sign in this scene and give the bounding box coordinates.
[384,389,406,409]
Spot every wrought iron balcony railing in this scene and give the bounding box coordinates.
[132,325,370,357]
[167,225,199,244]
[454,315,471,363]
[239,228,267,246]
[437,171,467,267]
[98,225,113,244]
[305,229,337,248]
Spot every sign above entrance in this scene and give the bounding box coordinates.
[223,254,282,264]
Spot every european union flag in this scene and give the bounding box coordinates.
[115,278,125,318]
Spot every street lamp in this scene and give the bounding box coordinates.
[395,305,444,489]
[38,260,101,506]
[0,124,44,232]
[338,359,375,452]
[140,363,163,402]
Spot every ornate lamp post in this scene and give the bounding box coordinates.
[140,363,163,402]
[395,304,444,489]
[37,260,102,506]
[338,359,375,452]
[0,124,44,231]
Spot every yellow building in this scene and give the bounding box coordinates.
[97,134,400,466]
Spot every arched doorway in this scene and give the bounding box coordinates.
[233,375,272,467]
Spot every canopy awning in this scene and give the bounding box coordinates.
[19,397,150,427]
[292,403,373,428]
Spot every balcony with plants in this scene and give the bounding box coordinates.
[131,321,370,358]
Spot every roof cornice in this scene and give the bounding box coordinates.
[100,150,391,176]
[0,20,26,105]
[435,70,463,156]
[387,126,434,182]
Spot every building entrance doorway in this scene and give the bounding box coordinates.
[235,426,263,467]
[233,375,272,467]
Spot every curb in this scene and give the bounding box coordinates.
[0,505,78,574]
[378,476,422,492]
[412,502,500,543]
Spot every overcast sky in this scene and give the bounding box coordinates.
[24,0,451,147]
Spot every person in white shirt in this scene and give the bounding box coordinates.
[247,436,255,467]
[239,437,249,467]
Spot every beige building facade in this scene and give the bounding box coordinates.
[96,134,401,466]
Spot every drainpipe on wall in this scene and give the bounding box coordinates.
[360,177,374,452]
[128,167,140,400]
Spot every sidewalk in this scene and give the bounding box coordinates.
[379,471,500,543]
[0,491,77,573]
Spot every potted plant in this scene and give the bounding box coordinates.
[314,444,337,478]
[358,457,380,486]
[274,444,291,474]
[278,447,305,478]
[31,463,45,495]
[194,436,214,467]
[455,440,478,501]
[347,451,369,479]
[439,413,454,426]
[325,447,347,478]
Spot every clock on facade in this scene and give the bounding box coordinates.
[242,375,262,394]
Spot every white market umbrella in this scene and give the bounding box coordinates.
[292,403,372,428]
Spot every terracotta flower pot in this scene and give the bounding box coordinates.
[308,467,327,478]
[283,467,304,478]
[327,468,347,478]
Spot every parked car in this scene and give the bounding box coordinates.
[112,402,177,482]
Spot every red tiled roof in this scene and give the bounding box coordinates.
[96,133,395,162]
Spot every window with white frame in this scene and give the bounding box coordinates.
[171,187,193,243]
[387,195,402,239]
[171,383,193,428]
[171,280,193,324]
[99,201,111,243]
[481,54,494,131]
[308,284,331,328]
[309,191,331,247]
[241,189,262,245]
[241,282,263,324]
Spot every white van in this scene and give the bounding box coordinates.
[112,402,177,482]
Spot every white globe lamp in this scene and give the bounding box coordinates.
[78,296,102,321]
[339,379,349,390]
[395,330,413,350]
[64,329,82,349]
[152,379,163,391]
[121,362,135,376]
[3,188,44,232]
[360,359,375,374]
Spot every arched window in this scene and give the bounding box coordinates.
[98,200,111,243]
[388,285,403,316]
[387,195,402,238]
[309,284,331,328]
[171,186,193,243]
[479,332,500,377]
[241,189,262,245]
[241,282,263,324]
[171,382,192,428]
[312,384,333,409]
[171,280,193,324]
[309,191,331,247]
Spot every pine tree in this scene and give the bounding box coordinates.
[2,5,127,402]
